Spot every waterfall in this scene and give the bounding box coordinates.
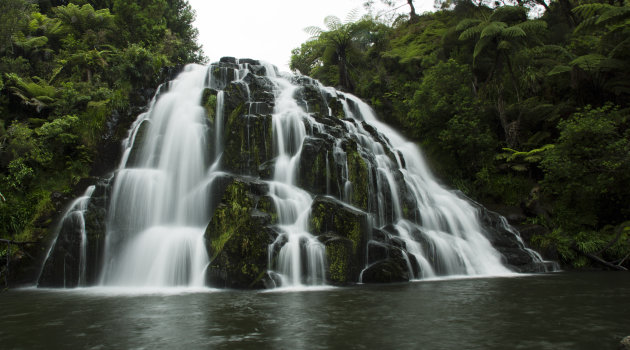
[37,186,95,288]
[38,57,553,289]
[99,65,211,287]
[267,77,326,287]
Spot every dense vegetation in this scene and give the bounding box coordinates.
[0,0,202,284]
[291,0,630,269]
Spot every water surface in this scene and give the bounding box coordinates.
[2,272,629,349]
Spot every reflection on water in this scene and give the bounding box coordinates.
[2,272,630,350]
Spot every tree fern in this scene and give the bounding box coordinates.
[480,21,507,38]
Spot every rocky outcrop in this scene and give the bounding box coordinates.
[204,176,278,289]
[309,196,370,284]
[36,56,553,290]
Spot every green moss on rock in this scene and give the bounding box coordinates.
[202,88,218,122]
[309,196,370,284]
[205,177,278,289]
[344,140,370,211]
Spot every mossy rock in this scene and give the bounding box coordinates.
[222,111,273,176]
[202,88,219,122]
[321,236,357,285]
[309,196,371,283]
[343,139,370,211]
[126,119,151,168]
[205,176,278,289]
[296,136,339,196]
[361,256,410,284]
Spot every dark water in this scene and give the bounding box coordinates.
[2,272,629,349]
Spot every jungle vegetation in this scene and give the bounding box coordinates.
[0,0,203,283]
[291,0,630,269]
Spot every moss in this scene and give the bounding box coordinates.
[205,178,276,289]
[326,239,352,283]
[202,88,217,122]
[345,142,369,211]
[223,107,273,175]
[328,97,345,119]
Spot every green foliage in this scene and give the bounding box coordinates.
[541,104,630,230]
[0,0,202,253]
[292,3,630,268]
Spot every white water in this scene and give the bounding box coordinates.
[268,77,326,287]
[100,65,211,287]
[338,94,515,278]
[39,58,549,289]
[37,186,96,287]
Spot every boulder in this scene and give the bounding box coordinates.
[205,176,278,289]
[620,336,630,350]
[222,112,273,176]
[309,196,371,284]
[296,136,339,196]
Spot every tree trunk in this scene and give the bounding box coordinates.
[407,0,419,22]
[496,84,519,148]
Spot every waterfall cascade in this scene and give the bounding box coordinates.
[38,57,555,289]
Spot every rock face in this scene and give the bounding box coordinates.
[38,57,553,290]
[204,176,278,289]
[38,179,109,287]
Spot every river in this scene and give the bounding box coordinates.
[2,272,629,349]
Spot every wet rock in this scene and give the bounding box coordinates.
[222,112,273,176]
[205,176,278,289]
[296,137,339,196]
[361,254,410,284]
[309,196,371,284]
[125,120,151,168]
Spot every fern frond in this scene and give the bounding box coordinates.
[459,25,482,40]
[480,21,507,38]
[455,18,482,31]
[473,35,492,59]
[490,5,527,22]
[304,26,323,38]
[345,8,360,23]
[502,26,526,38]
[497,40,512,51]
[569,54,607,71]
[572,3,611,18]
[324,15,342,31]
[574,16,599,33]
[515,19,548,33]
[596,6,630,25]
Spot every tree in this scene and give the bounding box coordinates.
[456,6,547,147]
[304,11,366,91]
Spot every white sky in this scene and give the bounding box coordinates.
[187,0,434,72]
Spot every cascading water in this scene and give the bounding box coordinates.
[37,186,95,288]
[99,65,212,287]
[38,57,553,290]
[337,96,515,278]
[267,78,326,287]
